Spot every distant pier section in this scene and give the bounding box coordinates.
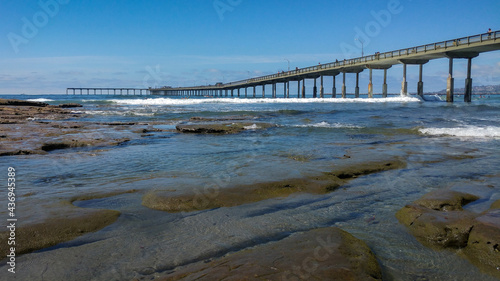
[66,88,150,95]
[151,30,500,102]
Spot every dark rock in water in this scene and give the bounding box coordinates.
[176,122,275,134]
[0,98,48,107]
[58,103,83,108]
[158,227,382,281]
[40,138,130,152]
[189,115,255,122]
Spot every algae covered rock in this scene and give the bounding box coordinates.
[397,205,475,248]
[176,122,275,134]
[463,210,500,279]
[396,188,500,279]
[396,190,478,248]
[159,227,382,281]
[414,189,479,211]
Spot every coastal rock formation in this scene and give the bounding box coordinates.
[0,99,135,155]
[0,205,119,256]
[396,189,500,278]
[463,205,500,278]
[176,122,275,134]
[0,190,137,256]
[58,103,83,108]
[159,227,382,281]
[143,159,406,212]
[0,98,49,107]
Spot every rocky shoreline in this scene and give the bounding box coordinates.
[0,98,277,156]
[2,98,499,279]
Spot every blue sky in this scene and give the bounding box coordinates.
[1,0,499,94]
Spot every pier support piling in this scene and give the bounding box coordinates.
[286,81,290,98]
[417,64,424,98]
[320,76,324,98]
[382,69,388,97]
[446,58,454,102]
[332,75,336,98]
[464,57,473,102]
[402,63,408,96]
[297,80,301,98]
[368,69,373,98]
[355,73,360,98]
[342,72,346,98]
[301,79,306,98]
[313,78,317,98]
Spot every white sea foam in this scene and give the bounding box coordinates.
[294,121,362,129]
[419,126,500,138]
[243,124,261,130]
[80,110,155,117]
[109,96,420,106]
[27,98,54,102]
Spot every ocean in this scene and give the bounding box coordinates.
[1,93,499,280]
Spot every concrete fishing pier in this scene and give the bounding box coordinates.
[150,31,500,102]
[66,88,150,95]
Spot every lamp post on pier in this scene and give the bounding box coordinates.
[355,38,365,57]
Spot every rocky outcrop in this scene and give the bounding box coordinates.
[0,190,137,256]
[143,159,406,212]
[159,227,382,281]
[0,98,48,107]
[176,122,275,134]
[58,103,83,108]
[396,189,500,278]
[0,100,136,155]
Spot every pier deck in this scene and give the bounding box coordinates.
[151,31,500,102]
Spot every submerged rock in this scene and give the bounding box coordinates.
[413,189,480,211]
[0,190,137,256]
[464,209,500,278]
[176,122,275,134]
[58,103,83,108]
[143,158,406,213]
[396,189,500,278]
[0,206,119,256]
[397,204,475,248]
[159,227,382,281]
[396,190,478,248]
